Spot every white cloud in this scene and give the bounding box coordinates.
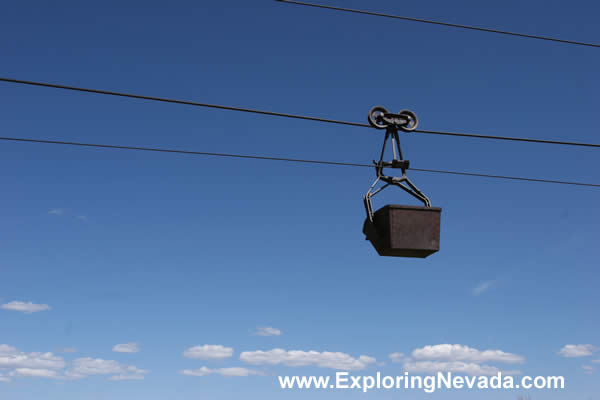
[558,344,598,358]
[108,365,150,381]
[472,281,494,296]
[48,208,65,216]
[1,301,50,314]
[109,373,146,381]
[180,367,213,377]
[389,352,407,363]
[0,345,18,354]
[239,349,377,371]
[183,345,233,360]
[411,344,525,364]
[180,367,261,377]
[0,345,148,382]
[66,358,148,381]
[583,365,594,375]
[0,346,65,370]
[396,344,525,377]
[255,327,281,337]
[77,216,88,221]
[10,368,59,378]
[593,360,600,363]
[218,367,262,377]
[67,358,123,377]
[403,361,520,376]
[112,343,140,353]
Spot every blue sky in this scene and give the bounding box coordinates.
[0,0,598,398]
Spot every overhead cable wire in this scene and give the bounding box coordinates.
[1,77,599,149]
[1,136,598,188]
[0,77,368,128]
[275,0,600,49]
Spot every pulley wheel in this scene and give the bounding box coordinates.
[368,106,389,129]
[397,110,418,131]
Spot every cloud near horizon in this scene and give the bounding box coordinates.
[183,345,233,360]
[240,349,376,371]
[180,367,262,377]
[0,344,148,382]
[66,358,148,381]
[255,327,281,336]
[558,344,598,358]
[388,344,525,376]
[112,343,140,353]
[1,301,50,314]
[411,344,525,364]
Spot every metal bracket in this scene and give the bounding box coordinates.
[364,106,431,222]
